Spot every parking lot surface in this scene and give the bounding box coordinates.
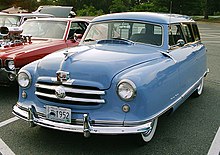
[0,22,220,155]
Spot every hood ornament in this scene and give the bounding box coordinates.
[55,86,66,99]
[63,49,69,57]
[56,71,70,82]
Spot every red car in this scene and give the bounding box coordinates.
[0,18,89,86]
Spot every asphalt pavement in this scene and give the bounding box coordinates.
[0,22,219,155]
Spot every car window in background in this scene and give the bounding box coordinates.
[68,22,87,39]
[21,20,67,39]
[0,15,20,27]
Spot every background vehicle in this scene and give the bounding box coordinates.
[0,17,89,86]
[13,12,208,143]
[33,6,76,18]
[0,13,54,27]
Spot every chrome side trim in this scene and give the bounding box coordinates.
[35,83,105,95]
[35,91,105,103]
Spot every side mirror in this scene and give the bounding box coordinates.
[176,39,185,47]
[72,33,83,42]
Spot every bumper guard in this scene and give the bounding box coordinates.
[13,104,153,137]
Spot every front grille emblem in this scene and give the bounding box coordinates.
[55,86,66,99]
[56,71,70,82]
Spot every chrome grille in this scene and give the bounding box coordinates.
[35,82,105,106]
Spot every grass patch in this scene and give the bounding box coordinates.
[193,16,220,23]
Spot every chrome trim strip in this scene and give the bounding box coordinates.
[13,104,29,121]
[35,91,105,103]
[35,83,105,95]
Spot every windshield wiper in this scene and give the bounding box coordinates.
[112,37,134,44]
[112,37,134,43]
[84,38,96,42]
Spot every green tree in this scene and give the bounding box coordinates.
[131,2,168,12]
[76,4,104,16]
[1,0,218,19]
[109,0,130,13]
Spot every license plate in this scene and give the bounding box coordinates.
[46,105,71,123]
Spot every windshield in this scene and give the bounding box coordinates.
[0,15,21,27]
[83,21,163,46]
[21,20,67,39]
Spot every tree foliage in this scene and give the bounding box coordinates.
[0,0,219,18]
[77,5,104,16]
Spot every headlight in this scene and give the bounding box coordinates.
[7,60,15,70]
[117,79,136,101]
[17,71,31,88]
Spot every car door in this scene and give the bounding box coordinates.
[168,23,199,97]
[191,23,207,79]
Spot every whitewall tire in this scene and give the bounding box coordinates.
[141,117,158,143]
[193,77,204,97]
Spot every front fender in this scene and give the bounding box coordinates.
[18,59,41,102]
[111,57,179,122]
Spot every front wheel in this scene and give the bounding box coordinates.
[193,77,204,97]
[140,118,158,143]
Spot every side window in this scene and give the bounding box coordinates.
[181,24,194,43]
[112,22,131,39]
[130,23,162,46]
[192,24,200,41]
[84,23,108,40]
[132,23,146,35]
[169,24,185,46]
[68,22,87,39]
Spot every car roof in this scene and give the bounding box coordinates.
[92,12,195,24]
[24,17,89,22]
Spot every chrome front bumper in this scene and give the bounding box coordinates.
[13,104,154,137]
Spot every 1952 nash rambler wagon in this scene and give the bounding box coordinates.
[13,12,208,143]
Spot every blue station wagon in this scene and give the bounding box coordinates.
[13,12,208,143]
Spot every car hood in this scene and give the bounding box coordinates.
[36,6,74,18]
[0,39,64,58]
[36,43,162,89]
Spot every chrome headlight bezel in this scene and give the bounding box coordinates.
[117,79,136,101]
[6,59,15,71]
[17,70,32,88]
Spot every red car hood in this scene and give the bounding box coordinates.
[0,39,65,58]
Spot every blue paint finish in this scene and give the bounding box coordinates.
[14,12,208,137]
